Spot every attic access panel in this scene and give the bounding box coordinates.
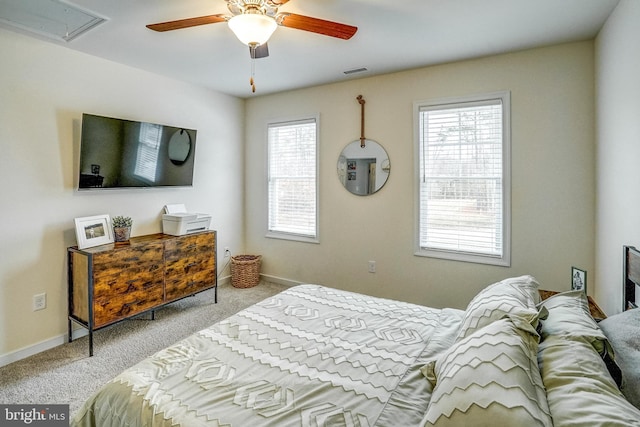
[0,0,105,42]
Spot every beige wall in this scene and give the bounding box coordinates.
[1,23,613,364]
[245,42,596,309]
[0,29,245,364]
[595,0,640,315]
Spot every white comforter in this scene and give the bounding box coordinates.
[72,284,463,427]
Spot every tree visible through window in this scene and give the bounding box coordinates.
[267,117,318,241]
[416,92,510,266]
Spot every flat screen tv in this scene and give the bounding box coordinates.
[78,113,197,189]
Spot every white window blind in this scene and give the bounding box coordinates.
[268,118,318,240]
[416,92,510,265]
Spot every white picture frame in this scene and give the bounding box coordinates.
[74,214,113,249]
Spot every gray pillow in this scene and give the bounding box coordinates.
[599,309,640,410]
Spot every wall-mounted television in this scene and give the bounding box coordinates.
[78,113,197,189]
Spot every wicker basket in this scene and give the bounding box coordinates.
[230,255,262,288]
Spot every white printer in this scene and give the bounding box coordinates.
[162,204,211,236]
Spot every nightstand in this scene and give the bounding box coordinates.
[539,290,606,321]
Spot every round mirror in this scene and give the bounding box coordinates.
[168,129,191,165]
[337,139,390,196]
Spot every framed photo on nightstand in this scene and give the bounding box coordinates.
[571,266,587,294]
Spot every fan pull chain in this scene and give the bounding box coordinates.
[250,56,256,93]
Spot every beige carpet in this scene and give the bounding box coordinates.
[0,281,287,419]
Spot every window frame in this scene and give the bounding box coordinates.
[265,115,320,244]
[413,91,511,266]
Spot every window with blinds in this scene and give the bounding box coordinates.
[415,92,510,266]
[267,117,318,241]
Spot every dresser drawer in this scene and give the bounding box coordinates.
[164,233,215,263]
[92,243,164,279]
[165,268,215,302]
[164,232,215,302]
[93,279,164,327]
[164,233,216,301]
[93,268,163,299]
[165,251,214,279]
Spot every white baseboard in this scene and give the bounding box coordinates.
[0,327,86,368]
[222,272,299,288]
[259,273,301,288]
[0,278,289,368]
[0,338,62,368]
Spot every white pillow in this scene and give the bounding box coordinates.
[456,275,541,341]
[422,315,552,427]
[537,290,606,343]
[538,333,640,425]
[538,290,621,383]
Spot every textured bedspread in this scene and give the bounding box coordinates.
[72,284,463,427]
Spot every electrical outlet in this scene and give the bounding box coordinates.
[224,247,231,258]
[33,293,46,311]
[368,260,376,273]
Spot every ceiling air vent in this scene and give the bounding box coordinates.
[343,67,368,75]
[0,0,106,42]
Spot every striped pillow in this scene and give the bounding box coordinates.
[456,275,541,341]
[422,315,552,427]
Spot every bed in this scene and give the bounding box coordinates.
[72,274,640,427]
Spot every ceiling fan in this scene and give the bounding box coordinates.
[146,0,358,59]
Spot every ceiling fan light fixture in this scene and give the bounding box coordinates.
[228,13,277,46]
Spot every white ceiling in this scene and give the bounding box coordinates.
[1,0,620,98]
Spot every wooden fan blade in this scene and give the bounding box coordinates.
[146,14,226,32]
[277,13,357,40]
[250,43,270,59]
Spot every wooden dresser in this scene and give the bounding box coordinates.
[68,231,216,355]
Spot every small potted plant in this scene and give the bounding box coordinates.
[112,215,133,242]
